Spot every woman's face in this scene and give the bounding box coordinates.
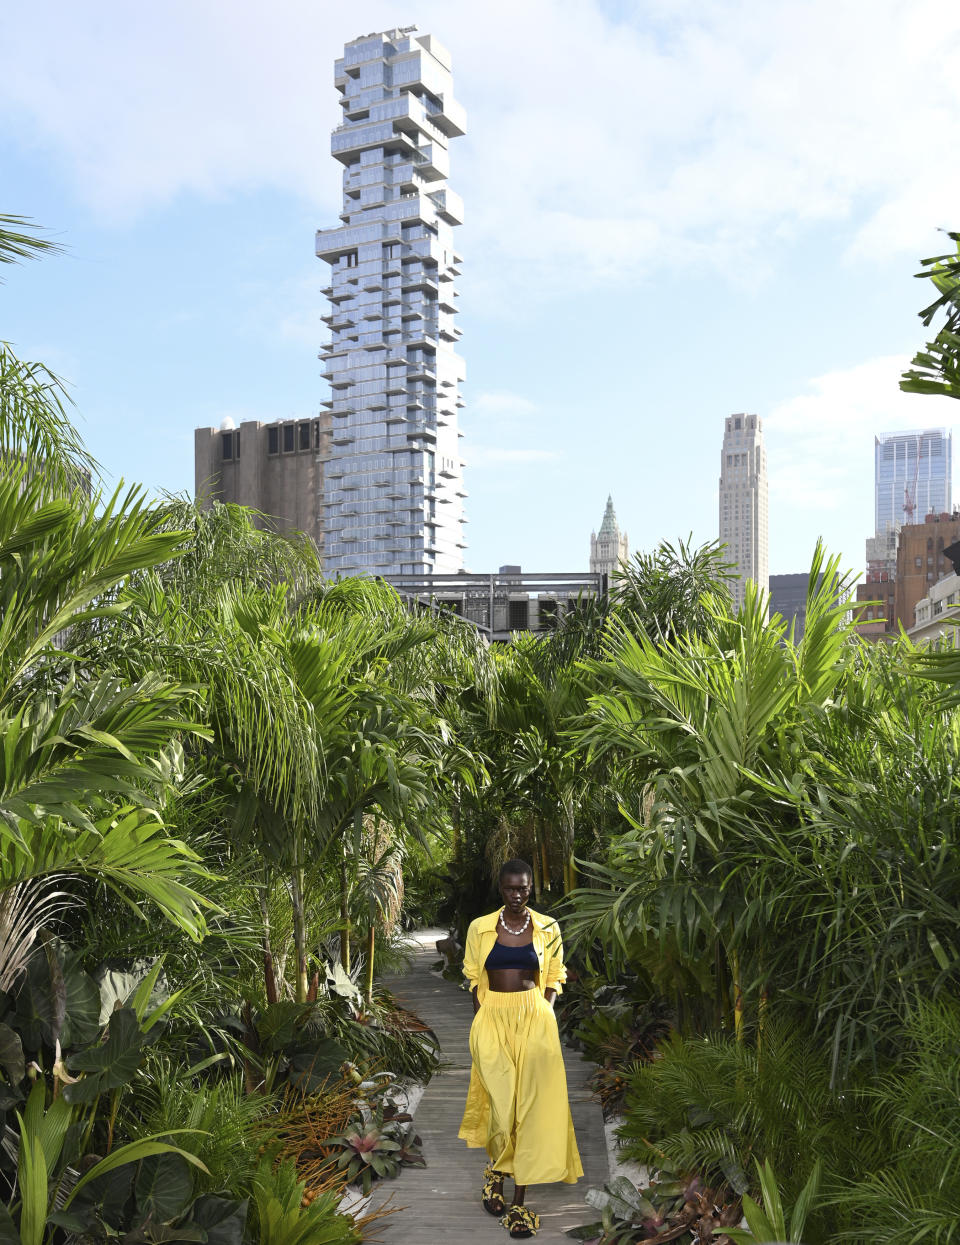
[500,871,532,917]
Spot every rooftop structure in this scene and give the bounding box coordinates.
[382,567,607,642]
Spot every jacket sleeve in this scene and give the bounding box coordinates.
[542,921,567,994]
[462,919,482,991]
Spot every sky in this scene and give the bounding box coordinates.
[2,0,960,578]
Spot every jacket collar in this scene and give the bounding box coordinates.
[476,907,551,933]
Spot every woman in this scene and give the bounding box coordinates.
[458,859,583,1238]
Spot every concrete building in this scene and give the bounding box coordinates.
[909,538,960,644]
[194,416,331,551]
[895,513,960,633]
[853,426,952,639]
[854,529,898,638]
[384,567,606,642]
[770,573,811,640]
[875,428,952,534]
[769,572,838,640]
[909,571,960,645]
[590,495,629,580]
[315,28,467,578]
[719,413,769,610]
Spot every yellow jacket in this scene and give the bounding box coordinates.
[462,908,567,1003]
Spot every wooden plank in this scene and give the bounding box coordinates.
[367,932,609,1242]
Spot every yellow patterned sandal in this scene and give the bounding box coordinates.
[482,1164,507,1217]
[501,1204,540,1238]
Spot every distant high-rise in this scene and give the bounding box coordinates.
[719,413,769,609]
[315,28,467,577]
[590,495,629,582]
[856,428,953,638]
[875,428,952,534]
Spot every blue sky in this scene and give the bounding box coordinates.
[3,0,959,578]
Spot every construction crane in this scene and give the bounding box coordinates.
[903,433,924,523]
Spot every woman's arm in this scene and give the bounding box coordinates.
[543,922,567,1000]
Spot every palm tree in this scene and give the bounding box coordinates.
[565,546,855,1041]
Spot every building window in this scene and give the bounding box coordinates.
[313,420,322,448]
[299,421,311,451]
[268,427,279,455]
[916,557,923,568]
[283,424,295,453]
[221,432,233,461]
[539,600,559,631]
[509,599,530,631]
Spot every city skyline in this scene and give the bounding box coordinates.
[2,1,959,577]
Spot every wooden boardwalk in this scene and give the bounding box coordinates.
[368,931,609,1242]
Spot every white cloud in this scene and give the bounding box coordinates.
[2,0,959,291]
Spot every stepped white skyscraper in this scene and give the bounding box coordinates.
[719,413,769,609]
[316,28,467,576]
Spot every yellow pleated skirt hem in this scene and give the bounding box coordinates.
[458,989,583,1187]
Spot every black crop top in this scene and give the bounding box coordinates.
[485,940,539,972]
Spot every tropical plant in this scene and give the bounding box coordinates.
[835,1000,960,1245]
[726,1158,823,1244]
[3,1079,209,1245]
[614,1021,867,1221]
[566,547,854,1042]
[251,1156,359,1245]
[322,1100,424,1195]
[900,229,960,402]
[567,1172,742,1245]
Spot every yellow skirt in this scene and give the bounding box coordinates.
[458,989,583,1187]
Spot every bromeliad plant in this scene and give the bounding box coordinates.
[323,1100,425,1195]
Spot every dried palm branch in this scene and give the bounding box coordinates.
[0,879,75,995]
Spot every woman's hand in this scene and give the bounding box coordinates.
[544,988,557,1009]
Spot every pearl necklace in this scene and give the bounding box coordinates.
[498,906,531,936]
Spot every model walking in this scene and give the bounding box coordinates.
[458,859,583,1238]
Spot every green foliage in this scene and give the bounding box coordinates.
[900,230,960,401]
[615,1022,866,1220]
[251,1157,359,1245]
[567,1172,742,1244]
[835,1000,960,1245]
[726,1158,823,1244]
[132,1060,274,1197]
[611,535,736,643]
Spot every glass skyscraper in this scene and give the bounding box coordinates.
[874,429,952,535]
[315,28,467,576]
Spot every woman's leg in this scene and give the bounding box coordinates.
[512,995,582,1186]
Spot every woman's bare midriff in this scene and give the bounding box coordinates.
[487,968,539,992]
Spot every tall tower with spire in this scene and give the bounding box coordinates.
[590,495,629,582]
